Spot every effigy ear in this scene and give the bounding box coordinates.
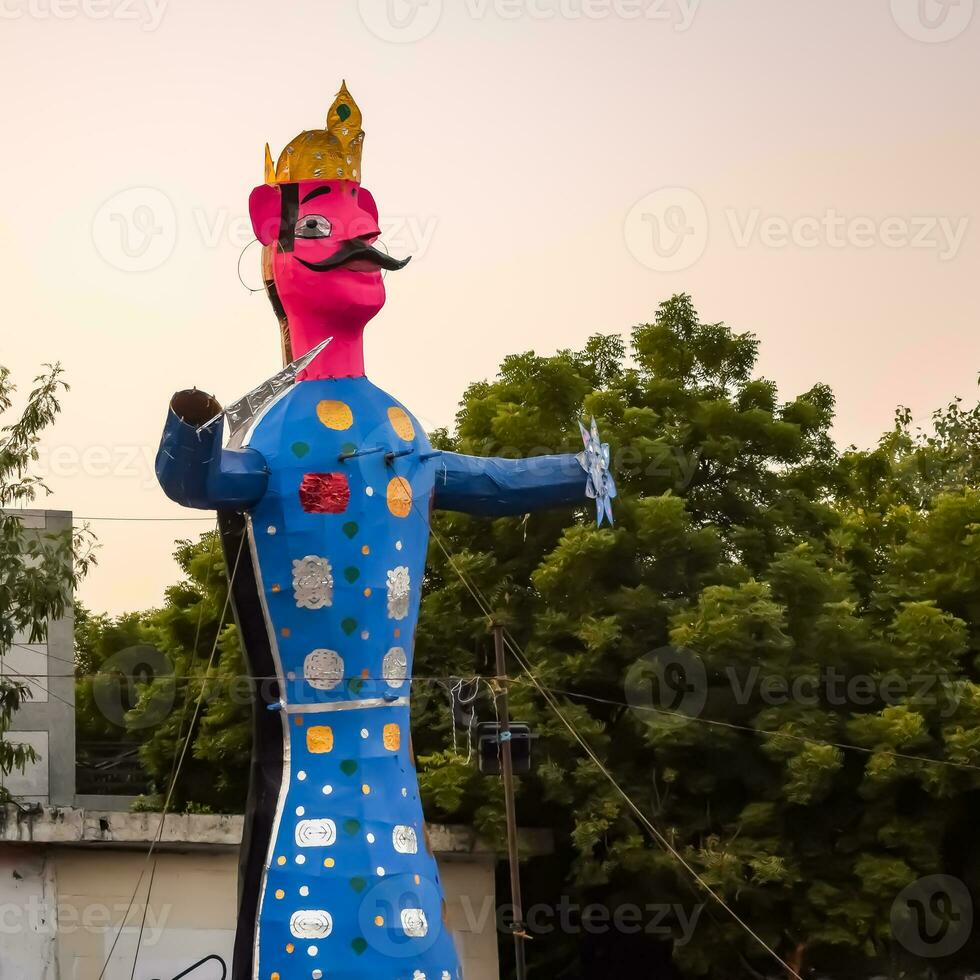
[249,184,282,246]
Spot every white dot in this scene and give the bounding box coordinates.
[366,832,376,844]
[395,540,403,550]
[308,945,318,956]
[376,866,386,876]
[361,630,369,640]
[299,885,309,897]
[322,784,333,795]
[360,728,369,739]
[267,525,277,535]
[297,771,307,781]
[365,486,374,496]
[313,972,323,979]
[295,806,305,816]
[401,788,408,797]
[296,854,306,865]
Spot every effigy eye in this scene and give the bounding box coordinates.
[295,215,332,239]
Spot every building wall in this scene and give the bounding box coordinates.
[0,845,499,979]
[2,509,76,806]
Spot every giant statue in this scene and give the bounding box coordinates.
[156,83,614,980]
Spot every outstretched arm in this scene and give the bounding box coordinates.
[156,389,269,511]
[431,451,585,517]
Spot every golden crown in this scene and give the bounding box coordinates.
[264,82,365,184]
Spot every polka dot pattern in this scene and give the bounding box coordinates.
[242,377,458,978]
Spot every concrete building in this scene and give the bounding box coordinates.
[2,510,76,806]
[0,509,515,979]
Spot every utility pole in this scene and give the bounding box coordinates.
[491,622,528,980]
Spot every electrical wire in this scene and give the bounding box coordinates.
[514,683,980,773]
[98,523,242,980]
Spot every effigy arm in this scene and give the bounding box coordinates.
[156,389,269,511]
[431,451,586,517]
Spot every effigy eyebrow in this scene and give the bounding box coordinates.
[301,185,333,204]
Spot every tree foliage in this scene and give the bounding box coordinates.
[0,363,95,796]
[77,297,980,977]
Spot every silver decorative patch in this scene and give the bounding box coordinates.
[293,555,333,609]
[392,825,418,854]
[382,646,408,688]
[386,565,410,620]
[305,649,344,690]
[289,909,333,940]
[401,908,428,938]
[296,819,337,848]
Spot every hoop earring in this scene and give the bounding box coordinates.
[237,238,266,293]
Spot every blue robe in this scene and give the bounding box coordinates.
[157,375,584,980]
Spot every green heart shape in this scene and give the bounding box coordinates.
[344,566,360,583]
[347,678,365,695]
[343,817,361,834]
[349,876,366,893]
[352,937,368,954]
[340,759,358,776]
[337,103,352,122]
[342,522,359,539]
[291,441,310,458]
[341,617,357,635]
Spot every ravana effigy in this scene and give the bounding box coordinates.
[156,82,615,980]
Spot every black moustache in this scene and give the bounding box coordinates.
[294,239,412,273]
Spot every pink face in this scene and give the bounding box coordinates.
[249,179,388,331]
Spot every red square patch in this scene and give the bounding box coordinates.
[299,472,350,514]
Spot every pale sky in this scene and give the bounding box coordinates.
[1,0,977,614]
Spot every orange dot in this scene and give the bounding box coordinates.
[361,668,370,678]
[275,889,285,899]
[361,784,371,795]
[414,874,421,885]
[324,857,335,868]
[293,715,304,727]
[276,856,286,866]
[363,587,372,597]
[386,476,412,518]
[387,406,416,441]
[271,583,281,593]
[374,915,385,927]
[271,973,280,980]
[281,627,291,638]
[316,399,353,430]
[286,943,294,954]
[361,545,370,555]
[393,628,400,638]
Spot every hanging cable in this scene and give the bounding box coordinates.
[419,508,803,980]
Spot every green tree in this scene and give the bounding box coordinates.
[1,363,95,798]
